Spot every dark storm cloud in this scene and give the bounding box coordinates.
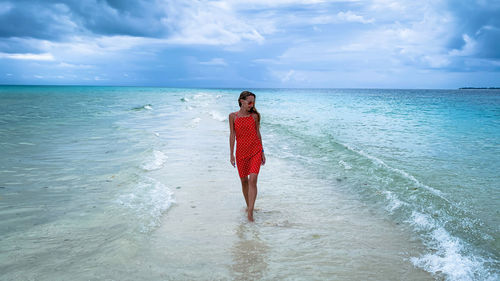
[0,0,170,40]
[103,0,147,15]
[64,0,169,37]
[447,0,500,59]
[0,38,45,54]
[0,1,74,40]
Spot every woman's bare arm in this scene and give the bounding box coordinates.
[229,113,236,163]
[253,114,266,165]
[253,114,263,146]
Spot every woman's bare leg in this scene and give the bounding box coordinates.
[240,176,249,208]
[247,173,258,222]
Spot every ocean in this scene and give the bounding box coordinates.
[0,86,498,280]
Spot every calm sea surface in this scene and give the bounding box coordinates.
[0,86,498,280]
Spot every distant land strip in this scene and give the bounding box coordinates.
[459,87,500,89]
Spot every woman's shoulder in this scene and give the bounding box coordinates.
[251,112,260,122]
[228,111,237,120]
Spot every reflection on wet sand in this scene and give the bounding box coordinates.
[230,223,269,280]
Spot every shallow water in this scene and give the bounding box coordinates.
[0,86,498,280]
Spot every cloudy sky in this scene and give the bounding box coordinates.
[0,0,499,88]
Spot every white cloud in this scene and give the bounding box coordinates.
[309,11,374,25]
[270,68,401,88]
[0,52,55,61]
[32,35,162,64]
[421,55,450,68]
[253,58,282,64]
[162,1,265,45]
[57,62,93,69]
[199,58,228,66]
[369,0,406,12]
[449,34,477,57]
[0,2,13,15]
[228,0,353,8]
[2,0,496,88]
[281,69,295,82]
[273,69,311,83]
[365,3,453,63]
[475,25,496,36]
[269,0,458,82]
[336,11,374,24]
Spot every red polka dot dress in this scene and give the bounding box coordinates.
[234,112,263,178]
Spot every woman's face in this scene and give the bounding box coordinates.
[241,96,255,111]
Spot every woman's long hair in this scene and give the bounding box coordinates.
[238,91,260,123]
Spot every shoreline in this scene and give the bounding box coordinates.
[130,108,433,280]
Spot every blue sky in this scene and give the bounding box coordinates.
[0,0,499,88]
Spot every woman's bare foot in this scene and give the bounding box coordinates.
[247,209,254,222]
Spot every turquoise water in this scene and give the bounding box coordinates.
[0,86,498,280]
[254,89,499,280]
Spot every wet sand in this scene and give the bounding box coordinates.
[132,115,434,280]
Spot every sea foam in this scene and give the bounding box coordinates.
[328,137,496,281]
[141,150,167,171]
[132,104,153,111]
[382,190,407,213]
[116,177,175,232]
[338,160,352,170]
[209,110,227,122]
[189,117,201,127]
[408,211,495,281]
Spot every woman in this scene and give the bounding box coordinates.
[229,91,266,222]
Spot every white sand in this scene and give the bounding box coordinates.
[129,112,434,280]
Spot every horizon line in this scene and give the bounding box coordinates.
[3,83,498,91]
